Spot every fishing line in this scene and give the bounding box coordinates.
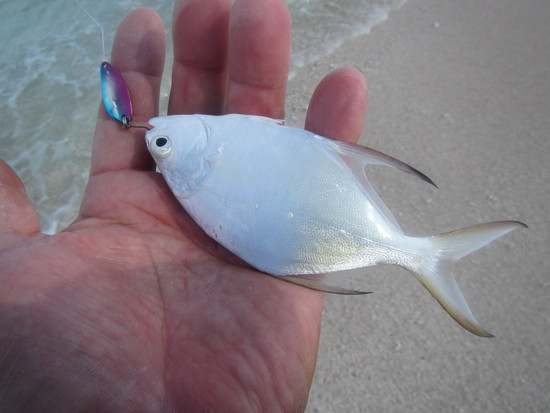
[75,0,106,62]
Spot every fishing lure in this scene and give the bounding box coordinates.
[77,0,147,130]
[100,61,133,127]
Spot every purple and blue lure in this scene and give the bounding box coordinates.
[77,0,147,130]
[100,61,133,127]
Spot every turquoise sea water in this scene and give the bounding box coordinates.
[0,0,405,234]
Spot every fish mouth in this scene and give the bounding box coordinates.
[144,130,155,148]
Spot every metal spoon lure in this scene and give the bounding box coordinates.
[77,0,149,130]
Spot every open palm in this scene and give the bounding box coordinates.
[0,0,367,411]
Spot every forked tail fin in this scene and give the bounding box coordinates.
[408,221,526,337]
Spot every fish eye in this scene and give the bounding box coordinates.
[150,135,171,158]
[155,137,168,147]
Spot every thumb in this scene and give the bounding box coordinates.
[0,159,40,235]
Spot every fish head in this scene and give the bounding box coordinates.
[146,115,210,197]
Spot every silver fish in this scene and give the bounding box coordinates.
[145,114,525,337]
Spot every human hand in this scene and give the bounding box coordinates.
[0,0,367,411]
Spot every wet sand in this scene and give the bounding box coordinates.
[285,0,550,411]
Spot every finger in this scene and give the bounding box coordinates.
[0,159,40,235]
[305,68,367,143]
[169,0,232,115]
[226,0,291,118]
[90,9,166,177]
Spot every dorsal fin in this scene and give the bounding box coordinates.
[328,139,437,188]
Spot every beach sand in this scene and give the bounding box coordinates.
[285,0,550,411]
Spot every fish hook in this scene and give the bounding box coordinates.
[122,115,151,131]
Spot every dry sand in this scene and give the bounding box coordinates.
[284,0,550,411]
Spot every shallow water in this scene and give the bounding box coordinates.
[0,0,405,234]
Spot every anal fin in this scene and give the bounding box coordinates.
[271,273,371,295]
